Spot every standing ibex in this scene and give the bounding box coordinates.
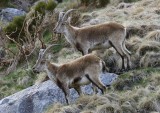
[53,9,131,70]
[32,44,107,104]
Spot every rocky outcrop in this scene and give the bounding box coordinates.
[0,8,26,22]
[0,73,118,113]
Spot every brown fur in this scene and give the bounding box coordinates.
[70,23,125,44]
[33,52,107,104]
[54,11,131,70]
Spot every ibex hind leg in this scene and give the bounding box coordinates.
[85,74,106,94]
[109,41,125,71]
[122,42,132,70]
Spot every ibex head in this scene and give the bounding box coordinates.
[53,9,76,34]
[32,44,59,73]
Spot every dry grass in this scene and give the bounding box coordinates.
[96,104,120,113]
[136,41,160,57]
[126,36,142,52]
[138,97,156,112]
[150,72,160,86]
[45,103,63,113]
[131,7,144,15]
[144,30,160,42]
[57,47,82,64]
[140,52,160,67]
[34,72,48,85]
[60,105,81,113]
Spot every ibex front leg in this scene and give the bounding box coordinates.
[57,79,70,104]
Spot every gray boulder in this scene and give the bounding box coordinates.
[0,8,26,22]
[0,73,118,113]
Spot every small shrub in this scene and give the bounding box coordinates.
[35,1,57,14]
[46,0,57,11]
[34,1,47,15]
[4,15,26,41]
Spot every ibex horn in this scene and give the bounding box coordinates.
[62,9,77,22]
[43,44,60,55]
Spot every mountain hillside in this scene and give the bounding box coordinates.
[0,0,160,113]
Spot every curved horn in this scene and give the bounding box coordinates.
[62,9,77,22]
[43,44,60,55]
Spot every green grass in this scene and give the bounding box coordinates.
[0,68,37,99]
[43,30,53,44]
[43,30,64,53]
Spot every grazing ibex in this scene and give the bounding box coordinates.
[32,44,107,104]
[53,9,131,70]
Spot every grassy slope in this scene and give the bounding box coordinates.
[45,0,160,112]
[0,0,160,112]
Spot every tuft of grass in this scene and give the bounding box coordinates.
[140,52,160,68]
[45,103,63,113]
[136,40,160,57]
[138,97,156,112]
[125,36,142,52]
[97,104,116,113]
[144,30,160,42]
[121,101,136,113]
[150,72,160,86]
[34,72,48,85]
[61,105,80,113]
[85,96,110,110]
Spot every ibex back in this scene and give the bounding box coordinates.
[53,9,131,70]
